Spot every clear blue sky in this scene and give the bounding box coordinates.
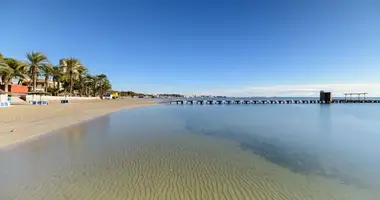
[1,0,380,96]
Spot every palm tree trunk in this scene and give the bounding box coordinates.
[53,80,56,95]
[100,82,103,98]
[79,76,83,96]
[33,66,37,92]
[57,79,60,92]
[69,72,73,94]
[44,76,48,92]
[93,81,97,97]
[4,81,9,92]
[3,76,12,92]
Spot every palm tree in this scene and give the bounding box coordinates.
[0,53,4,84]
[76,65,87,96]
[26,52,49,92]
[0,61,12,87]
[60,58,83,94]
[100,78,112,96]
[40,64,53,92]
[97,74,107,98]
[83,74,94,96]
[0,58,28,92]
[83,74,95,96]
[84,74,97,97]
[51,65,64,95]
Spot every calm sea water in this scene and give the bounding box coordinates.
[157,96,380,102]
[1,103,380,200]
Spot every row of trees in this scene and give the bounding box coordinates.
[0,52,111,97]
[118,91,147,97]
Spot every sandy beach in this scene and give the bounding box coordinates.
[0,99,156,148]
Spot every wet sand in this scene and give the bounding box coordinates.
[0,99,156,148]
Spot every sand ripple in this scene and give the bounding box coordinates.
[1,130,378,200]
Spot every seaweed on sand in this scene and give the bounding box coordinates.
[185,123,372,189]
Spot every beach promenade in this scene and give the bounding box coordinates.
[0,99,156,148]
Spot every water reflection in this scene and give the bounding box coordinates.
[318,104,332,137]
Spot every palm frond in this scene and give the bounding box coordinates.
[26,51,48,65]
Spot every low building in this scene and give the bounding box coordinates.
[22,78,54,91]
[320,91,332,102]
[0,85,28,94]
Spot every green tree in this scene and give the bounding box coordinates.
[26,52,49,92]
[40,64,53,92]
[60,58,83,94]
[84,74,110,97]
[0,58,28,92]
[85,74,99,97]
[51,65,64,95]
[83,74,95,96]
[100,78,112,95]
[0,53,4,84]
[76,65,87,96]
[96,74,107,98]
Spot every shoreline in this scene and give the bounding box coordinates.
[0,99,157,149]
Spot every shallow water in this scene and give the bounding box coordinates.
[1,104,380,200]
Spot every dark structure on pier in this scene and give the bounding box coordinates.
[319,91,332,103]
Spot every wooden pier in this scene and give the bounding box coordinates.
[168,99,380,105]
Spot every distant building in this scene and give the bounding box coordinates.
[320,91,332,102]
[22,78,62,92]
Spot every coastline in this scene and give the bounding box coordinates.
[0,99,157,149]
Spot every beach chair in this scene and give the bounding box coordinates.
[0,101,9,107]
[61,99,69,104]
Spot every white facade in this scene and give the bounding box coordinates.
[0,94,7,102]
